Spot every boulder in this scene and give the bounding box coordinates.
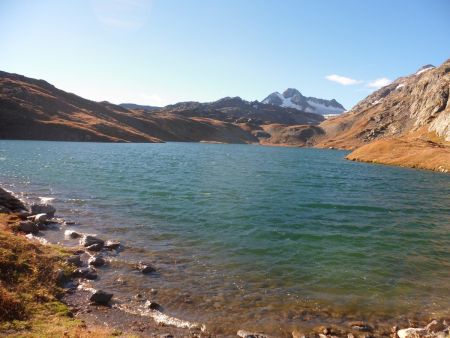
[136,261,156,274]
[30,203,56,217]
[55,268,69,287]
[80,235,104,247]
[33,213,48,223]
[104,240,121,250]
[72,267,97,280]
[65,230,82,239]
[88,255,106,267]
[66,255,82,267]
[18,220,39,234]
[86,243,104,251]
[291,329,306,338]
[144,300,163,311]
[0,187,27,212]
[89,290,113,305]
[397,328,427,338]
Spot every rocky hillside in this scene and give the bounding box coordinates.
[315,59,450,172]
[262,88,346,116]
[0,71,325,144]
[0,71,259,144]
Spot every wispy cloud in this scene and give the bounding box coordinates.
[325,74,362,86]
[366,77,392,89]
[91,0,152,31]
[326,73,392,90]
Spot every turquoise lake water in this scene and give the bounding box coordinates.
[0,140,449,335]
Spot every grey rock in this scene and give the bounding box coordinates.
[144,300,162,311]
[30,203,56,217]
[55,268,69,287]
[66,255,82,267]
[136,261,155,274]
[65,230,82,239]
[104,240,121,250]
[80,235,104,247]
[86,243,104,251]
[73,267,97,280]
[33,213,48,223]
[89,290,113,305]
[18,220,39,234]
[88,255,106,267]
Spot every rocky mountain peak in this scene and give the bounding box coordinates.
[262,88,345,116]
[282,88,303,99]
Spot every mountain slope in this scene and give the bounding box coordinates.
[315,59,450,172]
[0,71,258,144]
[262,88,345,116]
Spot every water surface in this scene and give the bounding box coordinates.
[1,141,449,336]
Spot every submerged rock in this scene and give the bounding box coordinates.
[350,321,373,332]
[30,203,56,217]
[90,290,113,305]
[88,255,106,267]
[136,261,156,274]
[18,220,39,234]
[144,300,163,311]
[65,230,82,239]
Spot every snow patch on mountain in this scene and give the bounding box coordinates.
[262,88,345,116]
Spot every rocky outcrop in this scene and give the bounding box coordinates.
[0,187,26,212]
[315,58,450,172]
[89,290,113,305]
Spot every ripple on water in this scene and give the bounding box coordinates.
[0,141,449,336]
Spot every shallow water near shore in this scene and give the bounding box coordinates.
[1,140,449,336]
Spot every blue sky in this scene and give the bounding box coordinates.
[1,0,449,109]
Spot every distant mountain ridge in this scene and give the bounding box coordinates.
[119,103,160,111]
[262,88,346,116]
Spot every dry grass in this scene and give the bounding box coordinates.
[0,213,132,337]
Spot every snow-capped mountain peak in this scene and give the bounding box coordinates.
[262,88,345,116]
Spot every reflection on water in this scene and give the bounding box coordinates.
[1,140,449,336]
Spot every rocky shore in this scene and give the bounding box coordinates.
[0,186,449,338]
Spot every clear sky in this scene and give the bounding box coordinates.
[1,0,449,109]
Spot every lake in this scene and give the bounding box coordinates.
[1,140,449,336]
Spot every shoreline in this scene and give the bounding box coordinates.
[1,186,449,338]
